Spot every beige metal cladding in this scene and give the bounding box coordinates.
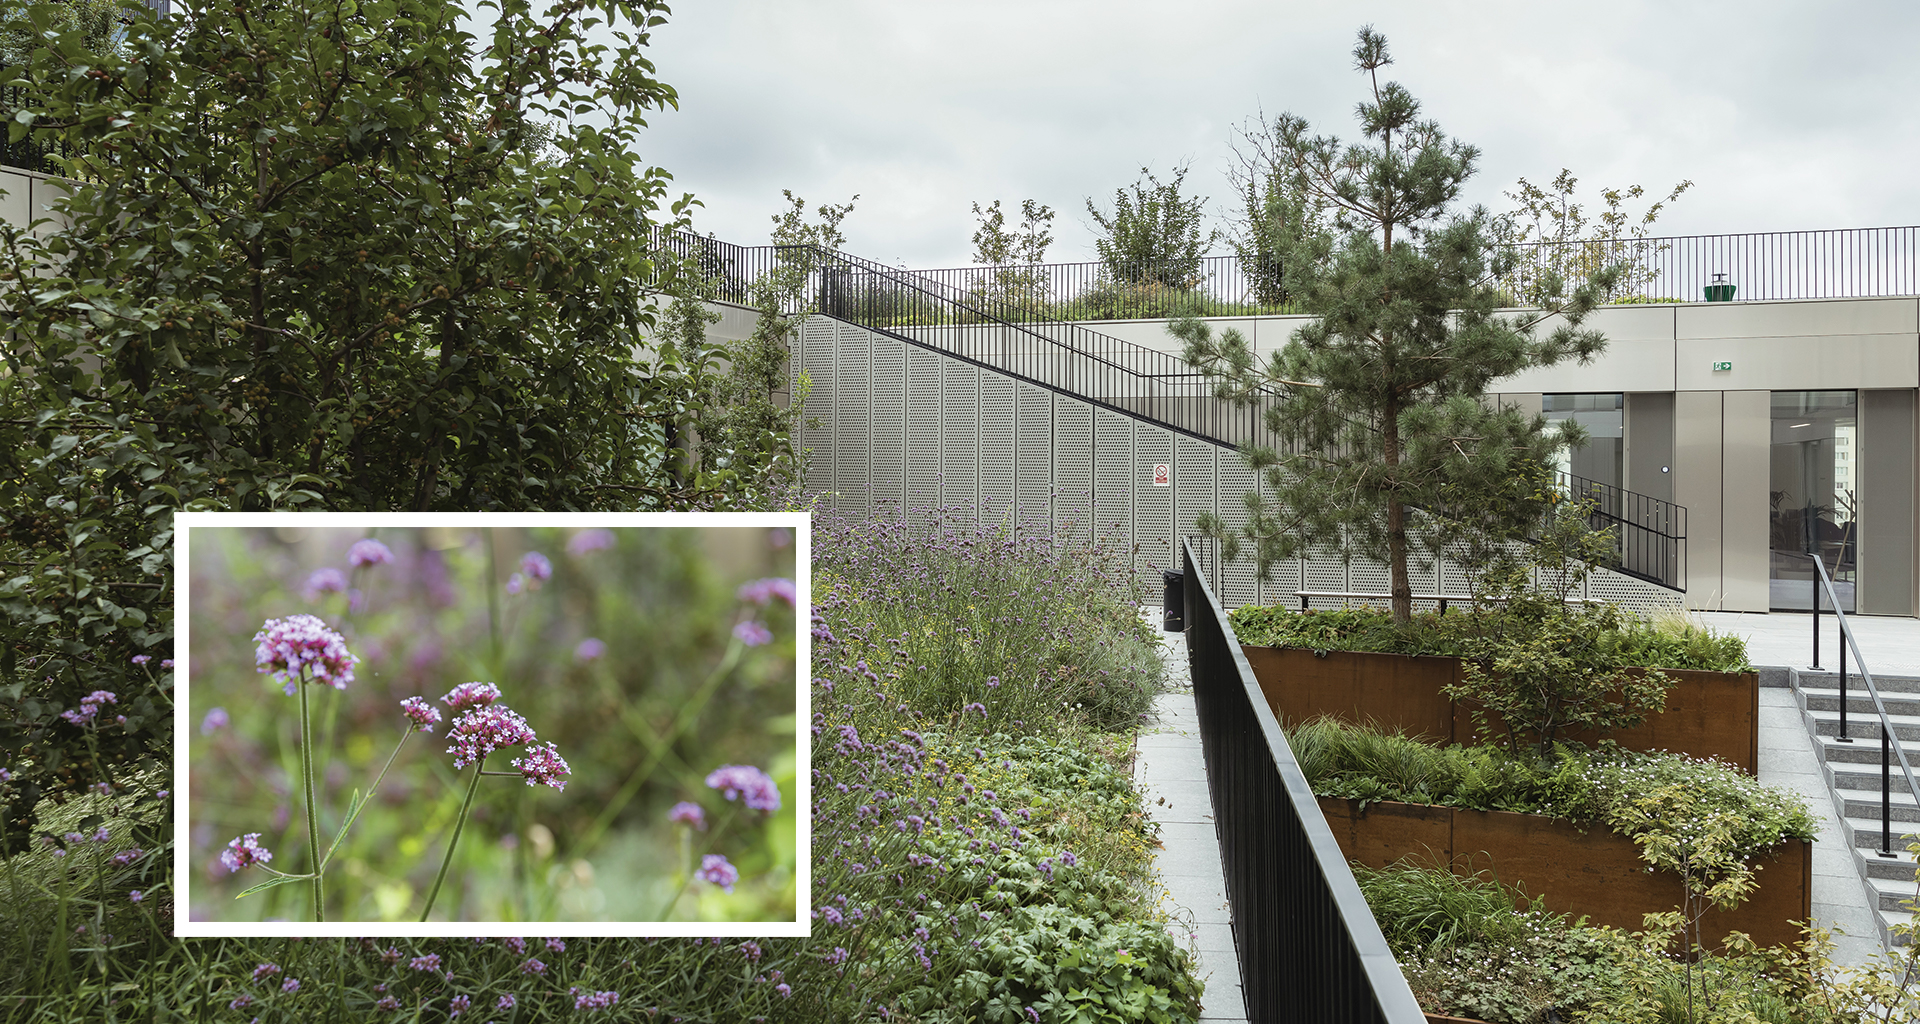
[1860,389,1918,616]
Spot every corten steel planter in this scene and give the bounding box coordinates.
[1242,646,1762,775]
[1319,796,1814,950]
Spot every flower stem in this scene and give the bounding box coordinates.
[297,674,324,923]
[318,729,415,875]
[420,754,485,922]
[655,803,741,920]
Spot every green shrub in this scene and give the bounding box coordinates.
[1229,604,1751,673]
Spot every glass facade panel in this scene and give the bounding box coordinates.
[1544,393,1624,490]
[1770,390,1857,611]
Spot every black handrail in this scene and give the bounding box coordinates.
[1560,471,1688,591]
[1811,552,1915,858]
[1181,537,1427,1022]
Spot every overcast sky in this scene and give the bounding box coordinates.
[636,1,1919,269]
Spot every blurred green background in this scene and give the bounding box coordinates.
[186,523,798,924]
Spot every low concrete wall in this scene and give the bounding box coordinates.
[1320,796,1814,949]
[1243,645,1761,774]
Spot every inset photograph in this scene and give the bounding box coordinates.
[175,513,806,936]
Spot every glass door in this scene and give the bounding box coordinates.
[1770,391,1857,611]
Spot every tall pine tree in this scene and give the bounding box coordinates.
[1177,27,1622,622]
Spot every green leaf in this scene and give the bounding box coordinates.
[234,874,308,899]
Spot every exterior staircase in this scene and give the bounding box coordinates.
[1791,668,1920,943]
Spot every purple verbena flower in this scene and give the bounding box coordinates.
[519,958,546,975]
[303,567,347,597]
[409,954,441,973]
[732,620,774,647]
[545,937,566,952]
[160,659,173,669]
[440,682,502,714]
[706,764,781,813]
[90,781,111,796]
[221,834,272,872]
[91,826,109,843]
[128,889,143,903]
[112,847,143,866]
[444,703,537,768]
[507,741,569,791]
[229,995,252,1011]
[448,994,470,1017]
[400,697,442,733]
[375,996,400,1012]
[574,637,606,662]
[131,655,151,666]
[776,983,793,999]
[571,988,619,1011]
[281,978,301,994]
[496,994,517,1011]
[696,854,738,893]
[504,937,526,955]
[519,552,552,584]
[736,577,797,607]
[667,802,706,830]
[254,615,358,694]
[740,941,762,962]
[347,539,395,568]
[566,529,615,555]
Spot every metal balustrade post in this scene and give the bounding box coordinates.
[1838,630,1851,742]
[1882,726,1896,857]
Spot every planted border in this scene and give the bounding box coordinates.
[1242,646,1761,774]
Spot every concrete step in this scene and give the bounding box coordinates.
[1831,764,1920,797]
[1808,708,1920,744]
[1839,790,1920,825]
[1804,691,1920,719]
[1867,872,1920,913]
[1843,815,1920,858]
[1820,737,1920,766]
[1883,907,1914,946]
[1800,672,1920,695]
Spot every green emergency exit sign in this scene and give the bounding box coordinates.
[1712,361,1733,371]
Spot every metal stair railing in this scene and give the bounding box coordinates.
[1181,537,1427,1022]
[647,226,1692,591]
[1811,552,1917,858]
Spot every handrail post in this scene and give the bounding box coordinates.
[1812,570,1823,669]
[1882,726,1896,858]
[1837,624,1851,742]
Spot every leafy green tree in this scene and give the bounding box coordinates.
[1085,164,1219,287]
[968,197,1053,311]
[0,0,767,848]
[1178,26,1625,623]
[1227,111,1327,309]
[1499,169,1693,305]
[694,191,853,492]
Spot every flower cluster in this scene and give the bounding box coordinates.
[706,764,781,813]
[567,529,616,555]
[304,567,348,597]
[574,637,606,662]
[441,682,502,714]
[507,551,552,594]
[732,620,774,647]
[444,703,537,769]
[572,988,620,1011]
[400,696,443,733]
[668,802,706,830]
[737,577,797,607]
[221,833,273,872]
[347,538,395,568]
[60,690,117,727]
[512,742,571,791]
[254,614,359,694]
[696,854,738,893]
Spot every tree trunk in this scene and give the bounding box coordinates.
[1382,400,1412,623]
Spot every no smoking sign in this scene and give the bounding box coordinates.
[1151,463,1170,487]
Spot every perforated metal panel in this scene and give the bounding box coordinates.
[906,348,945,519]
[1133,426,1175,584]
[942,361,979,511]
[978,372,1017,520]
[869,337,906,513]
[836,324,871,516]
[1094,409,1134,561]
[1587,567,1683,612]
[1214,456,1262,609]
[1302,542,1349,609]
[800,317,836,502]
[1348,551,1391,609]
[1054,397,1094,546]
[1015,383,1053,528]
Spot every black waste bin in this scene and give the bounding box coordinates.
[1161,570,1183,632]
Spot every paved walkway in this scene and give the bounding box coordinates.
[1696,610,1920,676]
[1133,610,1246,1022]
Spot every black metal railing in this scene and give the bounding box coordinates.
[902,225,1920,317]
[1181,537,1427,1022]
[645,225,1692,591]
[0,75,74,176]
[1809,552,1916,859]
[1561,471,1687,591]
